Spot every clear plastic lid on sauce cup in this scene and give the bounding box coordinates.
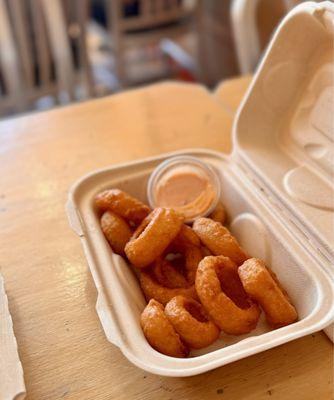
[147,156,221,223]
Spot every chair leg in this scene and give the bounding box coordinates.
[73,0,95,98]
[105,0,127,89]
[114,45,126,89]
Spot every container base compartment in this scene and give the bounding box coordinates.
[67,149,334,376]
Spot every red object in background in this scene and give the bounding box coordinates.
[164,51,197,82]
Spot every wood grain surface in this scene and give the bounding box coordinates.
[0,79,332,400]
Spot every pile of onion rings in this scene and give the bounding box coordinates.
[95,188,298,358]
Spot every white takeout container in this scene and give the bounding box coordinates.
[66,2,334,376]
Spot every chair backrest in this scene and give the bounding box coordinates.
[103,0,197,87]
[119,0,190,32]
[231,0,303,74]
[0,0,94,116]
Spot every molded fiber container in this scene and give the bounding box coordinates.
[67,2,334,376]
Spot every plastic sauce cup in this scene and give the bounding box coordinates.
[147,156,221,223]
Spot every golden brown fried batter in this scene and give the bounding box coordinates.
[165,224,203,284]
[95,189,150,225]
[238,258,298,328]
[152,257,189,289]
[196,256,260,335]
[140,299,189,357]
[175,225,201,248]
[165,296,220,349]
[140,271,197,305]
[125,208,183,268]
[100,211,132,255]
[209,202,226,225]
[193,218,248,265]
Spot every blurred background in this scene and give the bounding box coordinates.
[0,0,312,118]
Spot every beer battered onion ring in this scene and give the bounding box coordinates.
[201,246,212,257]
[175,225,201,248]
[151,225,202,287]
[165,296,220,349]
[170,244,202,285]
[100,211,132,255]
[140,271,197,305]
[238,258,298,328]
[169,227,203,284]
[209,202,226,225]
[140,299,189,357]
[95,189,150,225]
[196,256,260,335]
[152,257,189,288]
[193,218,248,265]
[125,208,183,268]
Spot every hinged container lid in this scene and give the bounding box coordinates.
[233,1,334,267]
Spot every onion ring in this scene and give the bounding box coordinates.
[167,224,203,284]
[125,208,183,268]
[238,258,298,328]
[140,271,197,305]
[195,256,260,335]
[165,296,220,349]
[175,225,201,248]
[152,225,202,286]
[152,257,189,289]
[193,218,248,265]
[209,202,226,225]
[169,244,202,286]
[140,299,189,357]
[201,246,212,257]
[149,225,202,287]
[100,211,132,255]
[95,189,150,225]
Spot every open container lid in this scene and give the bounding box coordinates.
[233,1,334,270]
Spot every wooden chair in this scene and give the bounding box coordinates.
[104,0,199,87]
[0,0,94,116]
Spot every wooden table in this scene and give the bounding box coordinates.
[0,77,332,400]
